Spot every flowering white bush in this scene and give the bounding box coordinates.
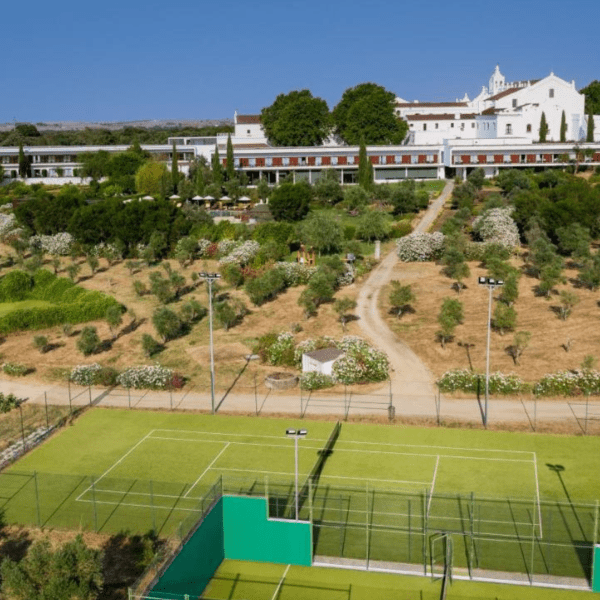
[220,240,260,266]
[337,266,354,287]
[472,207,520,249]
[275,262,317,287]
[197,239,212,257]
[217,239,238,256]
[0,214,20,240]
[70,363,103,386]
[30,232,74,256]
[268,332,296,366]
[117,364,175,389]
[293,336,338,367]
[437,369,526,395]
[396,232,445,262]
[89,241,121,260]
[534,370,600,397]
[300,372,334,390]
[332,336,389,384]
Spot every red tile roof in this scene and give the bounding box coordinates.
[406,113,475,121]
[396,102,468,108]
[486,87,520,101]
[236,114,262,124]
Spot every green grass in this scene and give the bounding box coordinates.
[204,559,590,600]
[0,299,53,316]
[3,410,600,580]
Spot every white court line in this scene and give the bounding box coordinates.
[149,436,532,462]
[271,564,290,600]
[77,498,202,512]
[427,456,440,516]
[154,428,331,442]
[534,452,543,538]
[185,442,230,498]
[76,430,155,501]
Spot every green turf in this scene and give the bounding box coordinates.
[203,559,591,600]
[3,409,600,580]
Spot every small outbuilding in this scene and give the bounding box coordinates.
[302,347,345,376]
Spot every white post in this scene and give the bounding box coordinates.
[208,279,215,415]
[294,436,299,521]
[484,285,493,428]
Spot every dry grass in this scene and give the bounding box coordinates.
[380,253,600,382]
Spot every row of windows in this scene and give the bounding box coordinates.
[233,155,438,167]
[453,153,598,165]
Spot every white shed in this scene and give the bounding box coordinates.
[302,348,345,376]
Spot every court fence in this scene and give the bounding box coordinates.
[0,468,596,591]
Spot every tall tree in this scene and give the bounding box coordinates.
[560,110,567,142]
[261,90,331,146]
[332,83,408,145]
[171,140,179,192]
[226,133,235,180]
[587,111,595,143]
[581,80,600,115]
[357,139,373,189]
[539,112,549,143]
[211,146,223,187]
[18,143,30,178]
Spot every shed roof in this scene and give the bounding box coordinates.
[304,347,345,363]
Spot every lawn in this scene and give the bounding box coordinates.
[2,409,600,582]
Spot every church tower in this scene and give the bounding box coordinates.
[488,65,505,96]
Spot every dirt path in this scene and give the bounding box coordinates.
[354,181,454,402]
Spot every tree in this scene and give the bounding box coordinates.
[389,281,415,319]
[581,80,600,114]
[171,140,179,192]
[105,305,123,339]
[0,535,103,600]
[260,89,331,146]
[560,110,567,142]
[436,298,463,348]
[33,335,49,354]
[135,161,170,197]
[215,298,246,331]
[508,331,531,366]
[539,111,549,143]
[141,333,163,357]
[86,253,99,275]
[268,181,311,222]
[441,246,470,293]
[152,306,182,342]
[492,303,516,335]
[587,112,595,143]
[498,272,519,307]
[18,143,31,178]
[313,169,343,205]
[332,83,408,145]
[226,133,235,181]
[211,146,223,187]
[66,262,80,282]
[297,212,343,254]
[558,290,579,320]
[334,297,357,331]
[77,326,101,356]
[357,139,374,190]
[79,150,111,181]
[257,177,270,201]
[357,210,389,241]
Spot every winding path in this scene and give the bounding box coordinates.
[355,181,454,403]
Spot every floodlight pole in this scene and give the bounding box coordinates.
[478,277,503,429]
[286,429,307,520]
[200,272,221,415]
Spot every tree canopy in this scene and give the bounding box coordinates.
[260,90,331,146]
[581,80,600,115]
[332,83,408,145]
[268,182,312,221]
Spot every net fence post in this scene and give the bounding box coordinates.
[423,489,428,576]
[68,378,73,417]
[90,476,98,532]
[128,387,131,409]
[44,392,49,429]
[150,480,156,533]
[308,477,313,524]
[365,481,370,570]
[408,499,412,563]
[33,471,41,527]
[594,500,599,548]
[170,390,173,411]
[469,492,475,578]
[88,383,92,406]
[254,374,258,416]
[19,404,25,449]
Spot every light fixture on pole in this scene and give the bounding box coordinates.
[200,272,221,415]
[478,276,503,428]
[286,428,308,520]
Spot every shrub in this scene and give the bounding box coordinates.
[255,332,278,364]
[267,332,296,367]
[332,336,389,384]
[0,393,22,413]
[152,306,183,342]
[300,372,334,390]
[396,232,445,262]
[534,370,600,397]
[0,270,32,301]
[77,326,101,356]
[244,267,286,306]
[3,362,29,377]
[437,369,527,395]
[70,363,118,386]
[33,335,49,353]
[141,333,164,358]
[472,207,520,249]
[117,364,178,390]
[220,263,244,288]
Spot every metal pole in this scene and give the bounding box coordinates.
[484,285,493,428]
[294,436,299,521]
[33,471,41,526]
[585,393,589,435]
[208,278,216,415]
[44,392,49,429]
[88,383,92,406]
[68,378,72,416]
[254,374,258,416]
[19,404,25,448]
[128,387,131,409]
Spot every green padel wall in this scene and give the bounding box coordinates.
[593,545,600,592]
[149,498,224,599]
[222,496,312,566]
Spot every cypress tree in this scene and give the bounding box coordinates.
[357,139,372,189]
[212,146,223,187]
[539,112,549,143]
[226,133,235,181]
[560,110,567,142]
[171,140,179,192]
[18,143,28,178]
[587,112,595,143]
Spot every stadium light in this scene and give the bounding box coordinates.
[286,428,308,520]
[478,277,504,428]
[200,272,221,415]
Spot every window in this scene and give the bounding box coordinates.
[549,89,554,98]
[526,124,532,133]
[423,124,427,131]
[316,157,322,166]
[505,124,512,135]
[512,99,517,108]
[472,123,476,128]
[234,158,240,167]
[283,157,290,166]
[266,158,272,166]
[247,129,251,135]
[331,156,338,165]
[249,158,256,167]
[451,123,454,128]
[411,155,417,164]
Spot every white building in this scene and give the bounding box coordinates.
[399,66,593,145]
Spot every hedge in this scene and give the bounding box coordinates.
[0,269,122,334]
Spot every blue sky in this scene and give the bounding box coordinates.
[4,0,599,123]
